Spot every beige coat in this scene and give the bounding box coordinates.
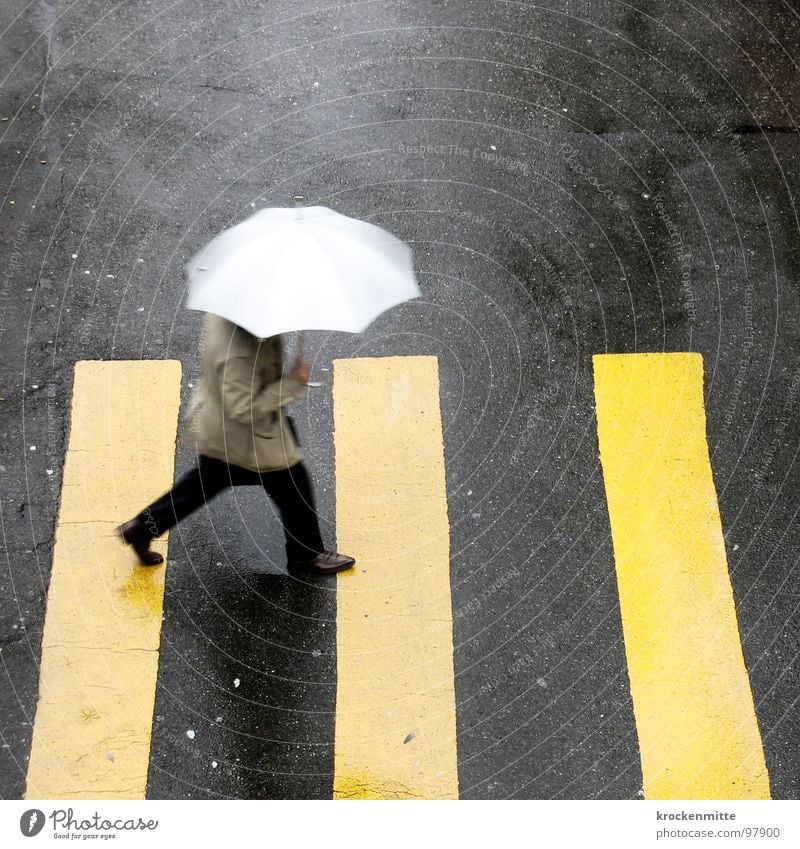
[182,313,308,471]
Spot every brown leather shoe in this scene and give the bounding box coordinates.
[287,550,356,575]
[117,518,164,566]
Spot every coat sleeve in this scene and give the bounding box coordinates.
[220,356,308,429]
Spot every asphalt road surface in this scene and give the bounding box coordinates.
[1,0,798,801]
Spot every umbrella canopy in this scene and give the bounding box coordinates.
[185,205,421,338]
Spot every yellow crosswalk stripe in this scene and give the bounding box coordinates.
[593,353,770,799]
[25,360,182,799]
[331,356,459,799]
[24,352,772,800]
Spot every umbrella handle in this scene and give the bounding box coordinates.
[292,331,327,387]
[294,331,320,386]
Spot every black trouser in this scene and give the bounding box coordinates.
[135,454,325,561]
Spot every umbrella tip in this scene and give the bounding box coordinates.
[292,195,305,208]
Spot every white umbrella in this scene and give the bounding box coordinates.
[185,204,421,339]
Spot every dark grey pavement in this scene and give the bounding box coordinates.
[1,0,799,799]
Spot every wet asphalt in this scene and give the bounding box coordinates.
[1,0,799,799]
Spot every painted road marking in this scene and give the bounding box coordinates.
[593,353,770,799]
[25,360,182,799]
[332,356,459,799]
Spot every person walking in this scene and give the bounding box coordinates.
[117,311,356,575]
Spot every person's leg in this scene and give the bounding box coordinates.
[119,455,245,564]
[259,462,356,574]
[139,455,242,534]
[259,461,326,562]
